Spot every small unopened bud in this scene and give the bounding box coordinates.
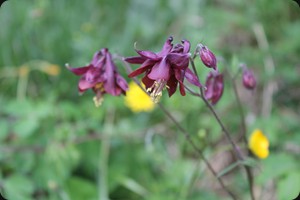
[199,44,217,70]
[243,69,256,90]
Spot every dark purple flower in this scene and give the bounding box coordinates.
[66,48,128,106]
[199,44,217,70]
[242,69,256,90]
[125,37,201,103]
[205,70,224,105]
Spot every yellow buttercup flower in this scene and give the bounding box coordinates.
[248,129,269,159]
[125,82,155,112]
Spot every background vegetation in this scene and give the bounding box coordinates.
[0,0,299,199]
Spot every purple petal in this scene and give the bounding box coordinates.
[136,50,160,61]
[124,56,147,64]
[78,78,96,91]
[67,65,90,75]
[85,66,102,82]
[142,74,155,89]
[182,40,191,53]
[103,52,117,95]
[184,68,201,87]
[147,58,170,80]
[128,59,155,78]
[174,70,186,96]
[166,75,178,97]
[116,74,128,93]
[158,36,173,57]
[167,53,190,69]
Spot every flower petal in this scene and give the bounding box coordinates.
[78,77,96,91]
[181,39,191,53]
[136,50,160,60]
[128,59,155,78]
[184,68,201,87]
[174,70,186,96]
[91,49,105,68]
[147,58,170,80]
[142,74,155,89]
[167,53,190,69]
[116,73,128,93]
[124,56,147,64]
[158,36,173,57]
[103,51,117,95]
[67,65,90,75]
[166,75,178,97]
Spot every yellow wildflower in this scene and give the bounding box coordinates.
[248,129,269,159]
[124,82,155,112]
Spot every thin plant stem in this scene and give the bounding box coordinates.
[99,109,115,200]
[225,67,255,200]
[119,58,237,200]
[189,58,244,161]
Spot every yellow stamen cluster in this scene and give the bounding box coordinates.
[248,129,269,159]
[146,80,167,103]
[124,82,154,112]
[93,96,103,107]
[93,83,105,107]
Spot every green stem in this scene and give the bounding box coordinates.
[99,109,115,200]
[99,135,110,200]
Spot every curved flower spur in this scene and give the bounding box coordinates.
[66,48,128,107]
[124,37,201,103]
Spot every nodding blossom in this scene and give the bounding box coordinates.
[125,37,201,103]
[66,48,128,107]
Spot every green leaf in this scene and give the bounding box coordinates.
[240,157,257,167]
[277,171,300,200]
[257,153,298,185]
[217,161,240,178]
[120,177,149,197]
[13,116,39,138]
[65,177,97,200]
[3,174,34,200]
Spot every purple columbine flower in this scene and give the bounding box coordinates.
[205,70,224,105]
[199,44,217,70]
[242,68,256,90]
[66,48,128,107]
[125,37,201,103]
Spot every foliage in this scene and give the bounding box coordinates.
[0,0,300,199]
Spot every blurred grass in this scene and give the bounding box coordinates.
[0,0,300,199]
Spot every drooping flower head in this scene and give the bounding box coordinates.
[205,70,224,105]
[199,44,217,70]
[125,37,201,103]
[248,129,269,159]
[66,48,128,107]
[242,68,256,90]
[125,82,155,112]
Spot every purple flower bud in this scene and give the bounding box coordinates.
[199,44,217,70]
[205,71,224,105]
[242,69,256,90]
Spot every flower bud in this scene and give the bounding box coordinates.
[205,71,224,105]
[242,69,256,90]
[199,44,217,70]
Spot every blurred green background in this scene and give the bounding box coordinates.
[0,0,299,199]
